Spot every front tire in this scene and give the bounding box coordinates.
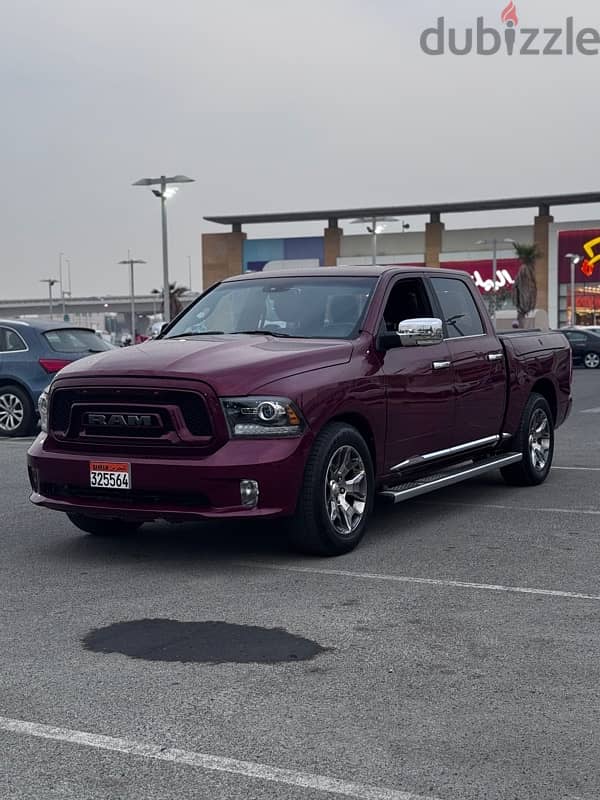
[67,513,141,537]
[583,352,600,369]
[289,423,374,556]
[501,393,554,486]
[0,385,35,437]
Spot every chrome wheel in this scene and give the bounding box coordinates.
[325,445,368,536]
[584,352,600,369]
[0,392,24,433]
[528,408,551,472]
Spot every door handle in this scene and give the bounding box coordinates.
[433,361,452,370]
[487,352,504,362]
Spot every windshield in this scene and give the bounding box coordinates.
[164,276,378,340]
[43,328,113,353]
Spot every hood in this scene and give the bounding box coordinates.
[56,334,353,395]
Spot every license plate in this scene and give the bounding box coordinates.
[89,462,131,490]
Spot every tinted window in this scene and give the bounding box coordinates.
[431,278,485,338]
[563,332,587,346]
[166,277,377,340]
[382,278,433,331]
[43,328,111,353]
[0,327,27,352]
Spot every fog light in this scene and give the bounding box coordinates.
[240,479,259,508]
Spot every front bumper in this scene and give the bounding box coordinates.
[27,433,312,522]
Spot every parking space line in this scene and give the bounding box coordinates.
[415,501,600,515]
[237,563,600,602]
[552,466,600,471]
[0,715,440,800]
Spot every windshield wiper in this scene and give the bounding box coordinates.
[235,329,293,338]
[165,331,225,338]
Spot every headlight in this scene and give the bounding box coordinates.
[221,396,304,438]
[38,386,50,433]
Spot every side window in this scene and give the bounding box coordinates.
[431,278,485,339]
[381,278,433,332]
[564,333,586,346]
[0,327,27,352]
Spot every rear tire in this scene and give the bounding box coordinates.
[501,393,554,487]
[0,385,35,437]
[288,423,374,556]
[583,352,600,369]
[67,513,141,537]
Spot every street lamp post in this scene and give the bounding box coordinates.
[132,174,194,323]
[476,238,516,326]
[40,278,58,319]
[119,257,147,342]
[565,253,582,325]
[58,252,67,320]
[350,217,402,265]
[187,255,192,292]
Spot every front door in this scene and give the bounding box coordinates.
[378,276,457,472]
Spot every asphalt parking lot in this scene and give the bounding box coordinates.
[1,370,599,800]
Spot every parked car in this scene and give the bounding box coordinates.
[560,327,600,369]
[0,320,113,436]
[28,266,572,555]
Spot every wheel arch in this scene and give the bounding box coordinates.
[0,378,35,403]
[325,412,377,470]
[531,378,557,424]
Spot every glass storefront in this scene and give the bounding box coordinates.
[558,229,600,327]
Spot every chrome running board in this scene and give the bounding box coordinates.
[379,453,522,504]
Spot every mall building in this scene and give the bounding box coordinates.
[201,192,600,329]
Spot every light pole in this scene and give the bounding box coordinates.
[40,278,58,319]
[477,238,516,326]
[565,253,581,325]
[58,252,67,320]
[350,217,401,265]
[132,174,194,323]
[187,255,192,291]
[65,258,72,295]
[119,257,147,342]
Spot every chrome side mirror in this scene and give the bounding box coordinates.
[397,318,444,347]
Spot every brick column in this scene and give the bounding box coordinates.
[425,213,444,267]
[202,231,246,289]
[323,219,343,266]
[533,208,554,313]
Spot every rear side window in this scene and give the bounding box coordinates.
[431,277,485,338]
[43,328,111,353]
[0,327,27,352]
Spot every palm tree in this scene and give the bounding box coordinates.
[152,282,189,320]
[512,243,540,328]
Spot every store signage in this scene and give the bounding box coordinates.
[581,237,600,278]
[472,269,515,293]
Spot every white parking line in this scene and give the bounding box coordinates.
[237,563,600,602]
[0,715,440,800]
[552,466,600,471]
[580,407,600,414]
[416,501,600,516]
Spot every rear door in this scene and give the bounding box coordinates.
[429,276,507,445]
[0,325,30,382]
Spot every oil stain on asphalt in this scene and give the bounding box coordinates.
[83,619,329,664]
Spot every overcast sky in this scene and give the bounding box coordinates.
[1,0,598,299]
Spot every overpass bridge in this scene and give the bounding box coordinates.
[0,293,199,321]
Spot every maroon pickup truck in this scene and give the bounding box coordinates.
[28,266,572,555]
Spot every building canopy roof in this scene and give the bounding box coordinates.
[204,191,600,229]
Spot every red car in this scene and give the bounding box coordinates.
[28,267,572,555]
